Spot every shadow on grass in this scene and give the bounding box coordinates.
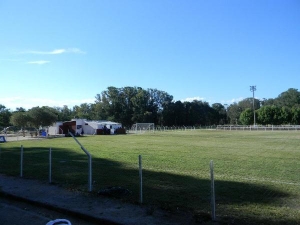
[0,145,298,225]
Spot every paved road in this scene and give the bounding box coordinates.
[0,196,98,225]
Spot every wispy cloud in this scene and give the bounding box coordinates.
[180,96,247,106]
[27,60,50,65]
[22,48,86,55]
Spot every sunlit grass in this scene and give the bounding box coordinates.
[0,130,299,224]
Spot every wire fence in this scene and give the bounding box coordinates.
[0,131,299,224]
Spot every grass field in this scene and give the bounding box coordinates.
[1,130,299,224]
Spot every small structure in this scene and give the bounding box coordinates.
[0,136,6,143]
[48,119,125,136]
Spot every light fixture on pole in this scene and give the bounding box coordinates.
[250,85,256,126]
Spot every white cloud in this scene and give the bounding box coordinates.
[50,49,66,54]
[220,97,244,105]
[22,48,86,55]
[27,60,50,65]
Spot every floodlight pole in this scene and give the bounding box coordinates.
[250,86,256,126]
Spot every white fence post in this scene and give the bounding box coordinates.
[210,160,216,221]
[139,155,143,204]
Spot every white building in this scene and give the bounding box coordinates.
[48,119,123,136]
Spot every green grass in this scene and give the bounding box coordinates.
[1,130,300,224]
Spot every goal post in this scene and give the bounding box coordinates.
[131,123,155,133]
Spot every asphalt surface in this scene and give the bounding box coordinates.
[0,196,100,225]
[0,174,192,225]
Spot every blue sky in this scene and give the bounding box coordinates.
[1,0,299,110]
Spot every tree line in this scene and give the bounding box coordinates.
[1,87,300,131]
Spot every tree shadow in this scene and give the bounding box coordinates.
[0,146,298,225]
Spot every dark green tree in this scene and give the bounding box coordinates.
[73,103,92,120]
[238,98,260,111]
[184,101,197,126]
[10,111,30,129]
[239,108,254,125]
[261,98,275,106]
[279,106,292,124]
[291,106,300,124]
[257,105,281,125]
[161,101,176,126]
[275,88,300,108]
[0,105,12,128]
[212,103,227,125]
[15,107,26,112]
[27,106,58,129]
[53,105,73,121]
[95,86,173,127]
[173,101,185,125]
[131,87,149,123]
[227,103,242,124]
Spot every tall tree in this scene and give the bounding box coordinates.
[53,105,73,121]
[261,98,275,106]
[291,106,300,124]
[212,103,227,125]
[238,98,260,111]
[15,107,26,112]
[279,106,292,124]
[0,105,12,128]
[227,103,242,124]
[148,88,173,125]
[10,111,30,129]
[275,88,300,108]
[239,108,254,125]
[95,86,173,127]
[73,103,92,120]
[161,101,176,126]
[256,105,281,125]
[131,87,149,123]
[27,106,58,129]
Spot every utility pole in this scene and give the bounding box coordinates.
[250,86,256,126]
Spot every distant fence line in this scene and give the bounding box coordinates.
[216,125,300,131]
[128,126,216,133]
[129,125,300,133]
[154,126,216,132]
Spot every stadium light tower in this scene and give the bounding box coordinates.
[250,85,256,126]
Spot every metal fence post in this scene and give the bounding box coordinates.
[210,160,216,221]
[68,132,92,192]
[139,155,143,204]
[49,147,52,184]
[20,145,23,177]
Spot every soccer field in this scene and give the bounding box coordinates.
[1,130,299,224]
